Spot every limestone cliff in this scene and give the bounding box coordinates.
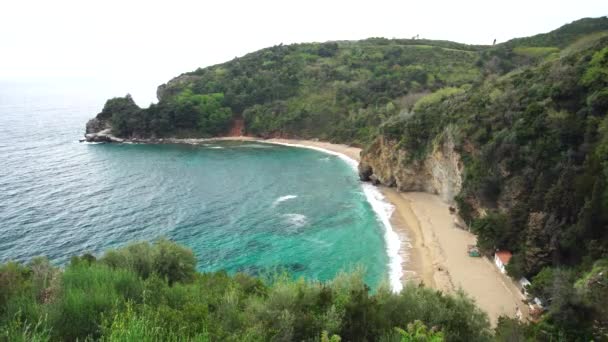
[359,130,463,204]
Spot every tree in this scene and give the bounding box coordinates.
[396,320,444,342]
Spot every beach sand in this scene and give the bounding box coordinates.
[388,191,529,325]
[263,138,362,162]
[204,137,528,324]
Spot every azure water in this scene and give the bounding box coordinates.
[0,81,391,288]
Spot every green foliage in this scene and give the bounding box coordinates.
[100,302,210,342]
[0,262,30,317]
[101,239,196,285]
[413,87,465,113]
[104,95,142,137]
[493,317,530,342]
[470,213,509,253]
[581,46,608,89]
[512,46,560,58]
[504,17,608,49]
[0,242,492,341]
[50,262,143,340]
[0,316,50,342]
[527,267,557,302]
[574,259,608,330]
[173,89,232,136]
[396,320,444,341]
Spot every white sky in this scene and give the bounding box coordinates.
[1,0,606,105]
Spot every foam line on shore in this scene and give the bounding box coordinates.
[262,140,404,293]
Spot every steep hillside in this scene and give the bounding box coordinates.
[361,28,608,339]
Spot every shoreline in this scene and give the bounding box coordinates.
[259,138,404,293]
[84,135,528,324]
[84,135,405,292]
[237,137,529,325]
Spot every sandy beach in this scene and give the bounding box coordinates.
[388,191,529,325]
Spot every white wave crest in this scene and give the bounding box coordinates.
[240,144,272,148]
[273,195,298,206]
[361,183,404,293]
[209,146,224,149]
[261,140,404,293]
[282,213,307,228]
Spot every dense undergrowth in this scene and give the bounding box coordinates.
[0,240,496,341]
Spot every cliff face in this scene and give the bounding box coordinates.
[359,131,463,204]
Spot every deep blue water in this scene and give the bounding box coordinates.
[0,81,390,287]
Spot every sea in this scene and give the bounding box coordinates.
[0,79,401,290]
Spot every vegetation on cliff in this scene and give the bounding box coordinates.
[375,19,608,340]
[0,240,494,341]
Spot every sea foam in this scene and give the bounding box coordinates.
[261,141,404,293]
[282,213,308,228]
[273,195,298,206]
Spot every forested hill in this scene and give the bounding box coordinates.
[359,17,608,339]
[86,36,487,142]
[84,16,608,339]
[86,17,607,145]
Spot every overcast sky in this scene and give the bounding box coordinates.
[1,0,606,105]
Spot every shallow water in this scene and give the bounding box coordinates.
[0,81,390,287]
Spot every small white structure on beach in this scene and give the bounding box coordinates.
[494,250,512,274]
[518,277,531,298]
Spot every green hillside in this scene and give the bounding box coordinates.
[375,20,608,339]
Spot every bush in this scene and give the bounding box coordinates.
[101,239,196,285]
[0,242,494,341]
[49,263,143,340]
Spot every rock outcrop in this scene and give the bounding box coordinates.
[83,95,141,143]
[84,113,119,142]
[84,129,124,143]
[85,117,109,135]
[359,130,463,204]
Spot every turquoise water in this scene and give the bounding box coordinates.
[0,81,390,287]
